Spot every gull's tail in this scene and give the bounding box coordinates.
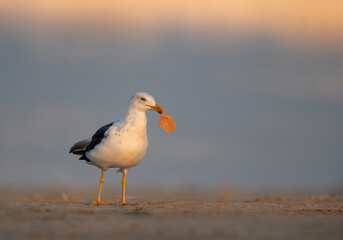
[69,138,91,161]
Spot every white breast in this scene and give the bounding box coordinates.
[86,112,148,171]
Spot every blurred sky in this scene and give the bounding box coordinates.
[0,0,342,191]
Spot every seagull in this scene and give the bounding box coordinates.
[69,92,164,205]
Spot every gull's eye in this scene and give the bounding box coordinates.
[140,97,146,102]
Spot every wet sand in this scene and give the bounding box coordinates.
[0,189,342,240]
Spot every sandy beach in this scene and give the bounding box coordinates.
[0,189,342,240]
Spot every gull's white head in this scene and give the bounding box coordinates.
[129,92,164,114]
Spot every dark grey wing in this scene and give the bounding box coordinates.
[85,122,115,152]
[70,122,115,162]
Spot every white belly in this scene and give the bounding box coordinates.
[86,130,148,171]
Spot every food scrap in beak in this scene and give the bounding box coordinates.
[149,104,176,133]
[159,114,176,133]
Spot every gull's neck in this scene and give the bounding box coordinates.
[123,107,147,135]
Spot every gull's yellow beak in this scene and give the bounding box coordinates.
[149,104,164,114]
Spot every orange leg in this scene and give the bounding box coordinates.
[119,170,127,205]
[90,170,108,206]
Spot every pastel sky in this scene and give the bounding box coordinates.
[0,0,342,190]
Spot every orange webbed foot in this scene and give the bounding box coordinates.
[89,200,108,206]
[118,201,127,206]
